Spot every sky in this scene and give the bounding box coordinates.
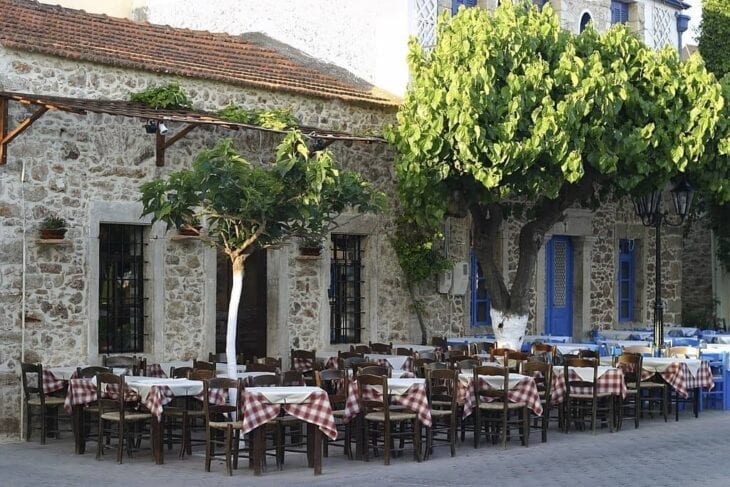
[685,0,703,46]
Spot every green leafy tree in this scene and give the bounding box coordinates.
[388,3,730,347]
[140,131,383,378]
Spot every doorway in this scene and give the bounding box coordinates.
[545,235,573,337]
[215,248,267,359]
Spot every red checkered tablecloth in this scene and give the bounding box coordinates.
[551,367,627,404]
[42,369,69,395]
[292,357,316,373]
[146,364,167,378]
[63,378,140,413]
[642,361,714,399]
[240,389,337,440]
[323,356,339,370]
[372,357,415,373]
[458,375,543,418]
[343,380,432,427]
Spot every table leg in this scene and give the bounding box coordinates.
[253,426,264,476]
[151,416,163,464]
[309,423,322,475]
[72,405,85,454]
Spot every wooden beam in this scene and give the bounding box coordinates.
[155,123,199,167]
[1,105,49,147]
[0,97,7,165]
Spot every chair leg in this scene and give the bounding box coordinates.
[40,407,46,445]
[450,414,456,457]
[473,410,479,448]
[205,426,212,472]
[383,421,391,465]
[363,420,370,462]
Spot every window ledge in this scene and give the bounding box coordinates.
[36,239,72,245]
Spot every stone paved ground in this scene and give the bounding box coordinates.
[2,410,730,486]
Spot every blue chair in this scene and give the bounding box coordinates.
[671,337,699,347]
[701,352,728,410]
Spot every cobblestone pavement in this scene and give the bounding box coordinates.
[2,410,729,486]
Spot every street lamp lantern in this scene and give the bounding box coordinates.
[632,177,694,354]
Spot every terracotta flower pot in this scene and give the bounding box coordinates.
[178,225,201,236]
[39,228,67,240]
[299,246,322,256]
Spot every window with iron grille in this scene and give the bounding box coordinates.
[452,0,477,16]
[618,239,635,322]
[329,234,363,344]
[470,250,492,327]
[98,224,145,353]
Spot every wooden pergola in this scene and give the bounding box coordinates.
[0,91,387,167]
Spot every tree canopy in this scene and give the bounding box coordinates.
[388,3,730,342]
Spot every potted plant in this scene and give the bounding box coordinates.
[298,234,325,256]
[39,216,67,240]
[178,223,202,236]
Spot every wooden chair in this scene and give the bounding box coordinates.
[445,354,468,369]
[254,357,283,371]
[416,351,437,361]
[203,377,246,475]
[189,369,216,381]
[425,368,457,458]
[666,348,700,420]
[615,353,641,430]
[490,347,514,362]
[102,355,145,376]
[505,351,529,373]
[394,347,414,356]
[667,346,700,359]
[472,341,494,356]
[315,369,351,459]
[75,366,112,447]
[563,357,614,434]
[208,352,246,364]
[578,349,600,360]
[337,351,363,360]
[281,370,305,386]
[358,365,390,377]
[96,373,153,463]
[193,360,216,372]
[430,336,447,352]
[170,366,194,379]
[456,359,478,373]
[446,344,469,357]
[339,356,368,374]
[251,374,282,387]
[369,342,393,354]
[246,363,279,374]
[624,346,653,356]
[247,374,286,467]
[20,363,66,444]
[290,349,317,385]
[472,365,529,449]
[350,344,371,354]
[530,343,556,363]
[414,358,436,378]
[166,366,204,458]
[523,361,553,443]
[357,374,421,464]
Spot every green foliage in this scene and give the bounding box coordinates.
[388,2,730,312]
[391,221,450,285]
[130,83,193,109]
[139,131,384,257]
[40,216,66,229]
[217,104,299,130]
[698,0,730,78]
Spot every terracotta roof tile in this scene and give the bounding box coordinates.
[0,0,400,108]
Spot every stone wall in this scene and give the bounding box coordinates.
[681,219,715,327]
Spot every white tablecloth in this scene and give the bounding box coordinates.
[706,343,730,352]
[459,373,527,390]
[48,366,126,380]
[556,366,615,383]
[236,371,275,381]
[387,378,425,395]
[365,354,409,371]
[525,335,572,343]
[712,336,730,344]
[599,340,653,349]
[556,344,598,354]
[447,336,494,345]
[642,358,702,377]
[125,377,204,398]
[393,344,437,353]
[600,330,653,340]
[246,386,320,404]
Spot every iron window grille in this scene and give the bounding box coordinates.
[618,238,636,322]
[470,250,492,327]
[98,224,145,353]
[329,234,364,344]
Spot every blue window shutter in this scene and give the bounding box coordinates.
[470,250,492,327]
[611,1,629,24]
[618,239,635,322]
[453,0,477,15]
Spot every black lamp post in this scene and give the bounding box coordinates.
[632,179,694,353]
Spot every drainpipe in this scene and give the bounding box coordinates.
[676,13,691,56]
[19,157,27,440]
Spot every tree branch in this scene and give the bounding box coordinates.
[471,202,510,311]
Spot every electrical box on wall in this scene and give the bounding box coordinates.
[437,269,452,294]
[450,261,469,295]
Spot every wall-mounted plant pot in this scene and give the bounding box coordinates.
[178,225,202,236]
[39,228,67,240]
[299,246,322,257]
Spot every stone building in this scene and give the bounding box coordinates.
[0,0,704,440]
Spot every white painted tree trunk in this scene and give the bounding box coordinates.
[490,309,528,350]
[226,256,244,409]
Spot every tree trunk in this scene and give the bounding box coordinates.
[491,309,528,350]
[226,254,246,404]
[407,281,428,345]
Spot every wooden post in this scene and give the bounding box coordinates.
[0,97,7,165]
[156,131,165,167]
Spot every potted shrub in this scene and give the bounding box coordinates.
[298,234,325,256]
[39,216,67,240]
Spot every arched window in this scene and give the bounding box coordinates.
[579,12,592,32]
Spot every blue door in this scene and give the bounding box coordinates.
[545,236,573,336]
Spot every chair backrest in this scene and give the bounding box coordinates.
[447,344,469,355]
[563,357,598,398]
[203,377,240,421]
[337,351,363,360]
[171,366,194,379]
[281,370,305,386]
[667,346,700,359]
[578,349,600,360]
[358,365,390,377]
[251,374,281,387]
[473,341,494,355]
[193,359,216,371]
[290,349,317,373]
[416,351,437,361]
[394,347,414,357]
[523,361,553,407]
[351,361,381,376]
[255,357,283,370]
[20,362,43,403]
[426,368,457,411]
[76,366,112,379]
[340,356,368,372]
[350,344,371,354]
[356,373,389,417]
[208,352,246,364]
[456,359,478,373]
[445,354,468,368]
[490,348,514,362]
[102,355,145,376]
[473,365,509,406]
[624,346,653,356]
[246,363,280,373]
[505,351,529,373]
[189,369,216,381]
[315,369,348,408]
[423,361,449,375]
[615,352,642,385]
[414,358,435,378]
[531,343,556,359]
[430,336,447,351]
[95,372,126,420]
[369,342,393,354]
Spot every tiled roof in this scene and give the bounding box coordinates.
[0,0,400,108]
